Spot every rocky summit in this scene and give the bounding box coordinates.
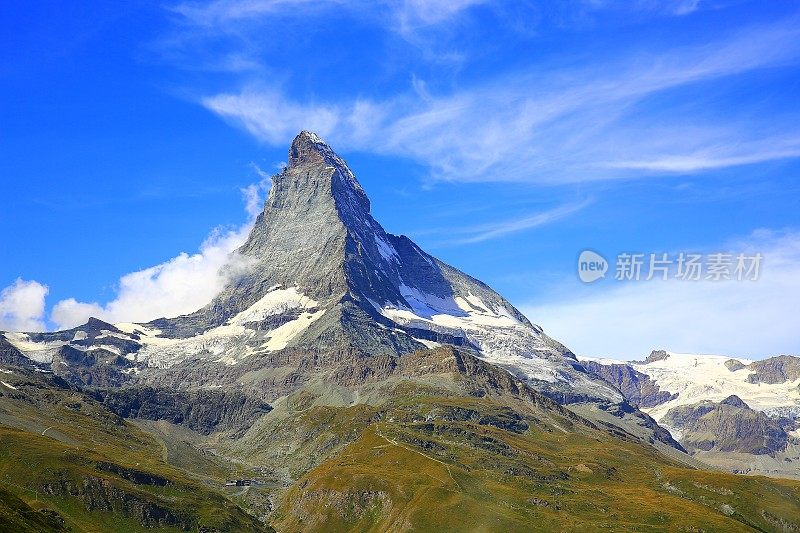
[2,133,800,532]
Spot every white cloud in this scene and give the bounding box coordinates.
[50,227,248,329]
[242,163,272,217]
[201,17,800,184]
[49,299,105,330]
[521,230,800,360]
[203,90,343,145]
[602,137,800,172]
[0,279,49,332]
[49,179,270,330]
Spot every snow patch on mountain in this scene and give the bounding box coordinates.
[374,234,399,263]
[121,288,323,367]
[87,345,123,355]
[228,286,318,326]
[396,283,468,319]
[3,332,64,363]
[261,308,326,351]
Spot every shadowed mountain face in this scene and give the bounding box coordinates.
[582,360,678,408]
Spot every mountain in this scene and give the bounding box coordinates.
[2,132,800,530]
[2,131,623,406]
[583,351,800,478]
[662,395,790,456]
[143,131,620,404]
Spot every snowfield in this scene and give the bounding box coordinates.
[586,351,800,422]
[131,286,325,367]
[374,289,622,400]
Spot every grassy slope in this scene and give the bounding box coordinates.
[3,346,800,532]
[271,391,800,532]
[0,371,268,532]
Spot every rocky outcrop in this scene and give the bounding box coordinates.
[644,350,670,364]
[0,334,35,369]
[40,475,193,530]
[90,387,272,435]
[663,395,789,455]
[0,488,68,531]
[51,345,137,388]
[582,360,677,408]
[724,359,747,372]
[746,355,800,384]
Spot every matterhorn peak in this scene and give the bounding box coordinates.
[2,130,624,421]
[288,130,330,167]
[271,131,370,215]
[110,131,624,408]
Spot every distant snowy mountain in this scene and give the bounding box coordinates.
[586,350,800,420]
[583,350,800,477]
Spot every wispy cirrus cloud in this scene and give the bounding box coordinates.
[602,136,800,172]
[172,0,344,28]
[201,16,800,184]
[171,0,488,36]
[425,199,593,245]
[582,0,705,17]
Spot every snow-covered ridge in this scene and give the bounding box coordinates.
[370,288,621,400]
[132,286,324,367]
[589,351,800,422]
[3,332,71,364]
[5,287,325,369]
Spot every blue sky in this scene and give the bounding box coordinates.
[1,0,799,359]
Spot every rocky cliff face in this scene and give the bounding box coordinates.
[582,360,677,408]
[0,335,33,369]
[89,387,271,435]
[662,395,791,456]
[746,355,800,384]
